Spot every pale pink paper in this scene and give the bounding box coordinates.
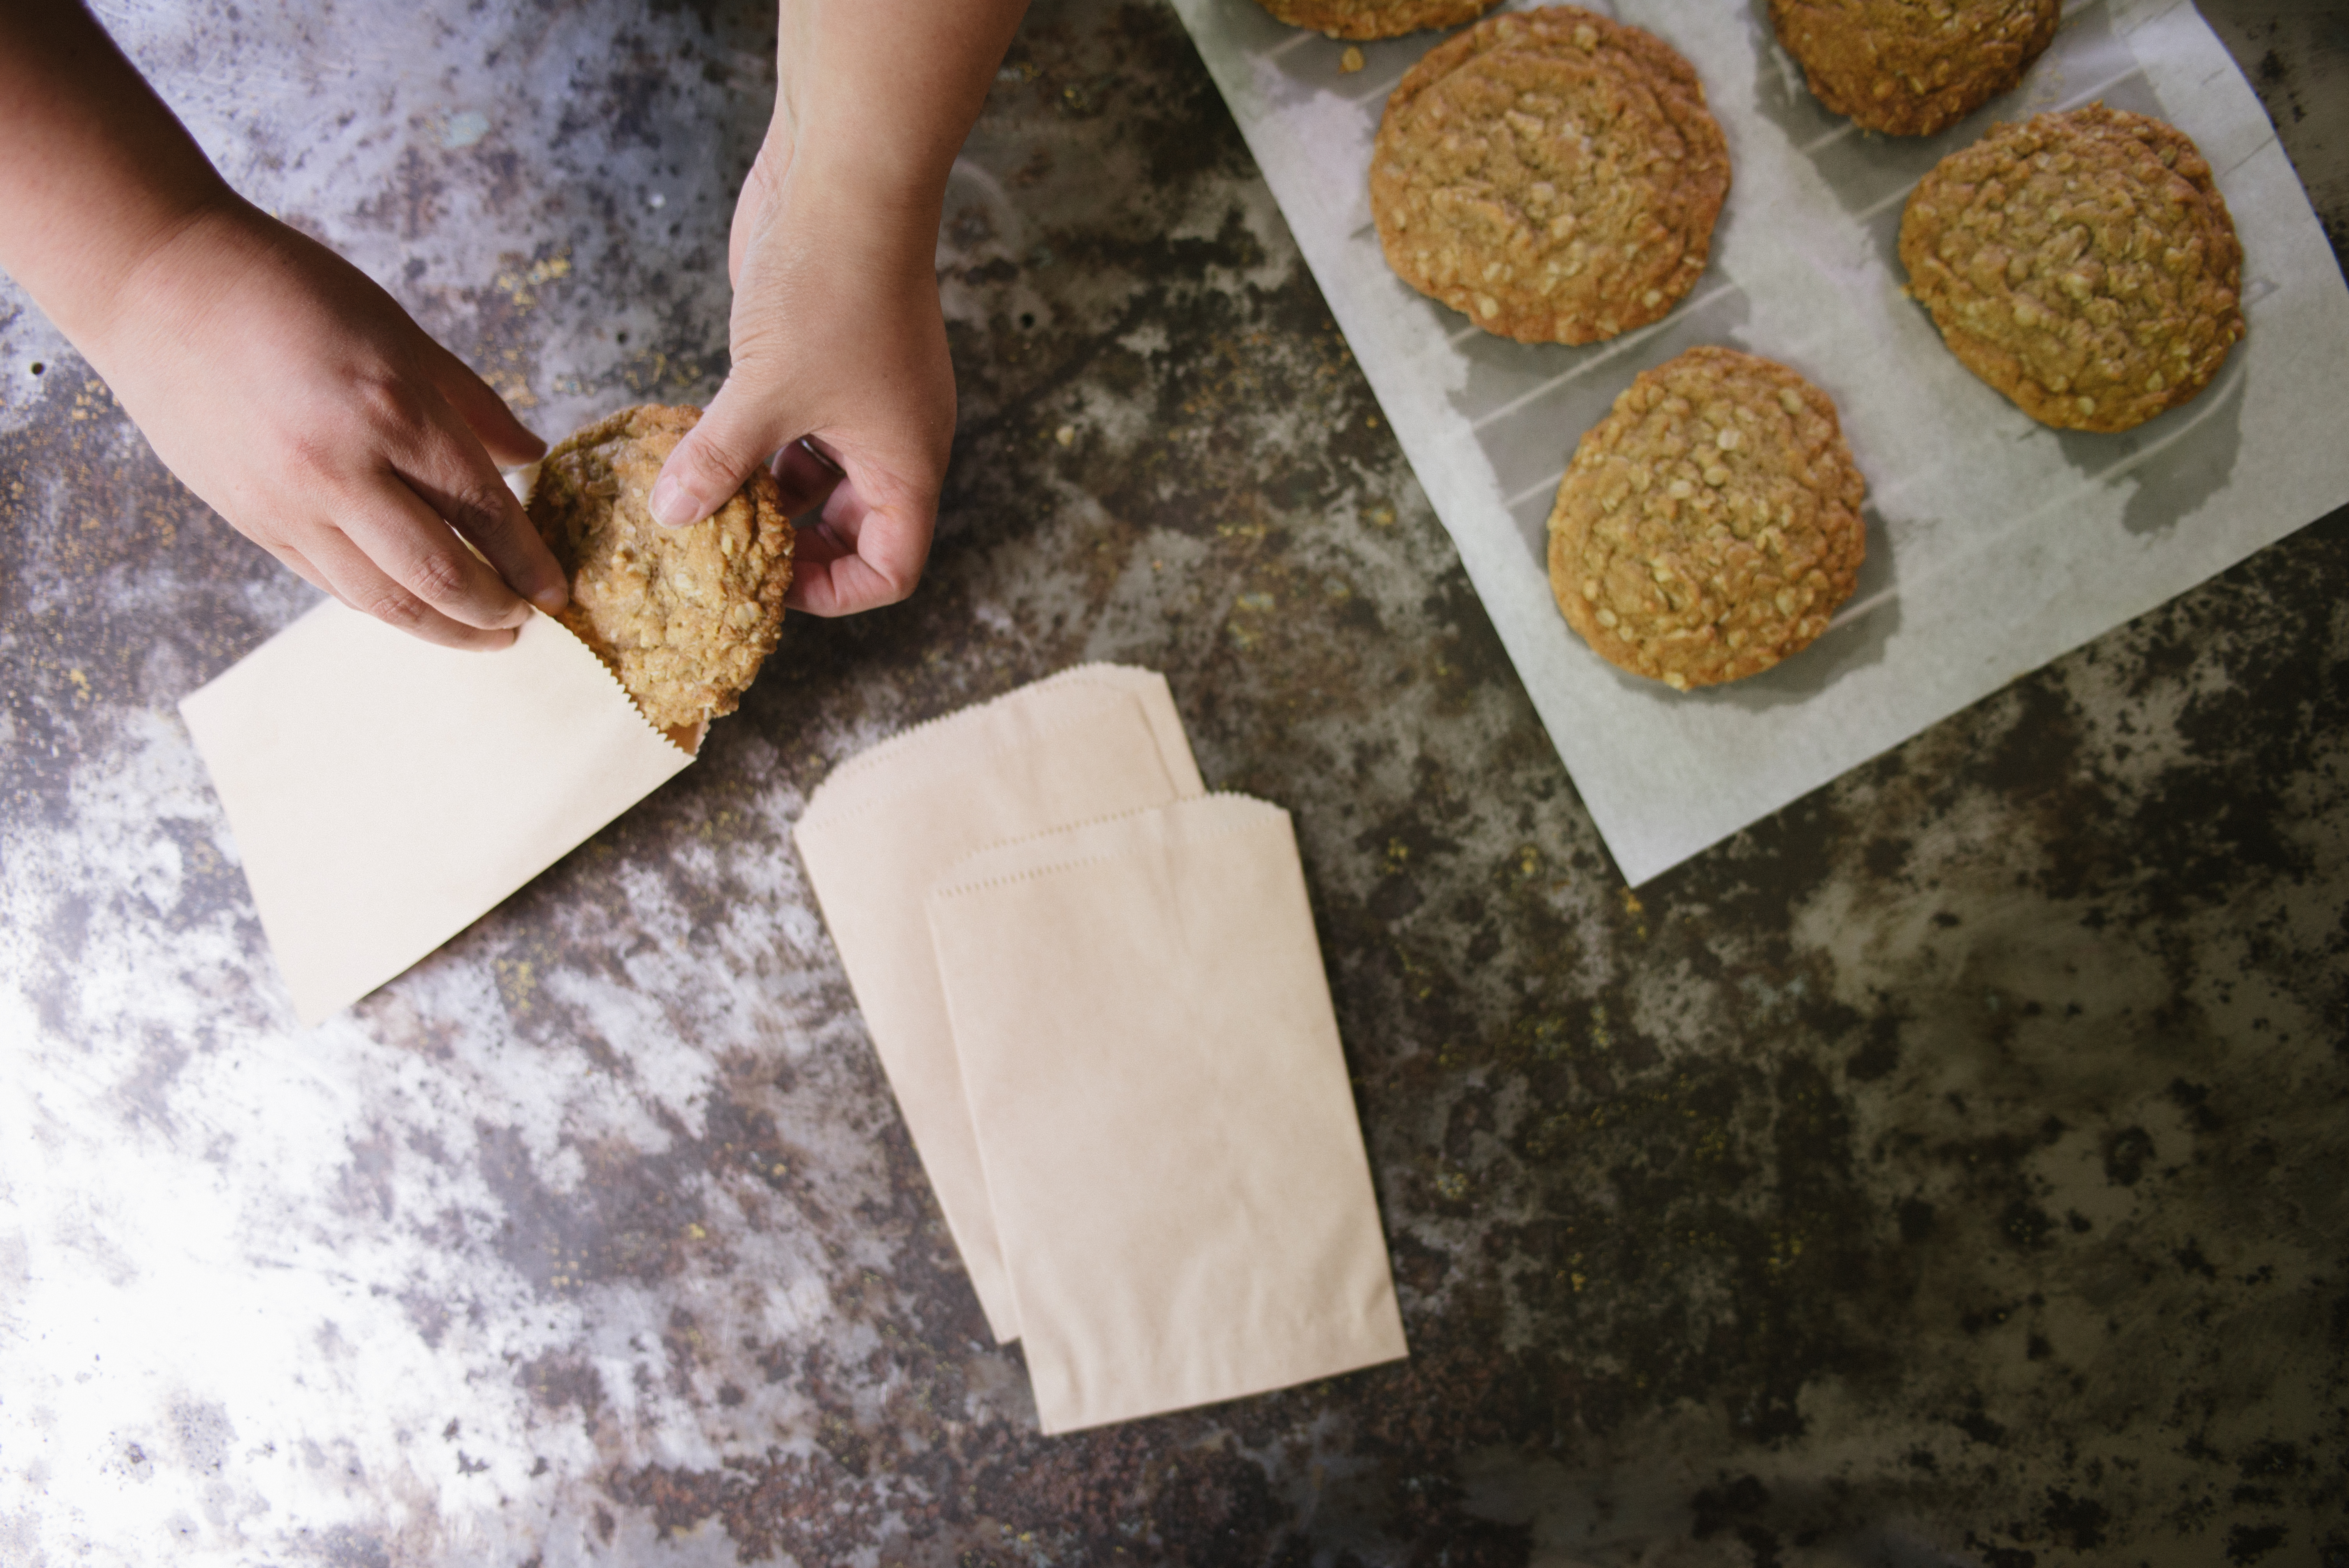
[792,668,1206,1342]
[179,600,697,1025]
[927,796,1408,1434]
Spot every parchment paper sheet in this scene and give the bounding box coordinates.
[793,667,1207,1343]
[927,796,1408,1435]
[1172,0,2349,883]
[178,601,697,1025]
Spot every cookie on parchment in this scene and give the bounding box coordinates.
[1254,0,1498,41]
[528,404,795,732]
[1370,7,1730,344]
[1768,0,2058,137]
[1546,347,1865,691]
[1899,104,2244,434]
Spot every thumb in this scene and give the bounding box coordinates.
[648,379,790,528]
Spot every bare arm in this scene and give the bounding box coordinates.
[649,0,1032,615]
[0,2,565,649]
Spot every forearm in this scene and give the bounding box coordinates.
[773,0,1028,208]
[0,2,238,352]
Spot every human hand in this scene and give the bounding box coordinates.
[0,6,563,650]
[87,200,567,650]
[644,0,1028,617]
[646,133,956,617]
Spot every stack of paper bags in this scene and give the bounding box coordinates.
[793,666,1407,1434]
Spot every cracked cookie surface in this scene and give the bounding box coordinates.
[1253,0,1497,41]
[1547,347,1865,690]
[1370,6,1728,344]
[528,404,794,732]
[1769,0,2058,136]
[1899,104,2244,434]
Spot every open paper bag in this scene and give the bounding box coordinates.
[180,600,699,1024]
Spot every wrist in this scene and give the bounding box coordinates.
[73,191,264,368]
[787,133,951,228]
[754,128,949,288]
[770,0,1022,218]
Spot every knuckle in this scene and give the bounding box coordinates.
[276,428,342,488]
[349,372,426,434]
[678,433,751,491]
[444,477,522,534]
[360,588,430,632]
[683,408,780,485]
[406,547,474,605]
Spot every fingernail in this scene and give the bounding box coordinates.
[531,584,568,613]
[649,474,700,528]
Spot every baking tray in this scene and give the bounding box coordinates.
[1170,0,2349,882]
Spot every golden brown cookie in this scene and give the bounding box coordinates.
[1899,104,2245,434]
[1254,0,1498,41]
[1370,8,1730,345]
[1547,347,1866,690]
[528,404,794,732]
[1769,0,2058,137]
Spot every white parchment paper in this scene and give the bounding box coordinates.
[1171,0,2349,884]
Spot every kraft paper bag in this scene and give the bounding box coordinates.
[925,795,1408,1434]
[792,667,1206,1342]
[804,664,1201,818]
[179,600,698,1026]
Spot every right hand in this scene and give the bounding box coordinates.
[87,199,567,650]
[642,129,958,618]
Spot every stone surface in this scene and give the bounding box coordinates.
[2,2,2344,1565]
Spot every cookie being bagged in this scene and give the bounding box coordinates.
[527,404,795,732]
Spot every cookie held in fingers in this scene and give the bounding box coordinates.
[1768,0,2059,137]
[1547,347,1866,690]
[527,404,795,732]
[1899,104,2244,434]
[1370,7,1730,344]
[1253,0,1499,40]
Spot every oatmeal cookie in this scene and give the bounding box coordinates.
[1370,7,1729,344]
[1546,347,1866,690]
[528,404,794,732]
[1769,0,2059,137]
[1254,0,1498,41]
[1899,104,2244,433]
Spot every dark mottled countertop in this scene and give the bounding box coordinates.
[2,2,2343,1564]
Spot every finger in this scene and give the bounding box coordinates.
[415,335,549,468]
[246,530,340,601]
[783,474,933,616]
[299,517,520,651]
[335,469,539,634]
[647,372,792,529]
[770,436,846,518]
[390,396,569,612]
